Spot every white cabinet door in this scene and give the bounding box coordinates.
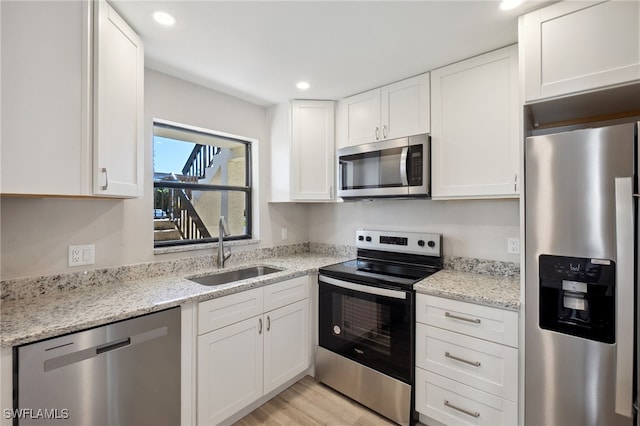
[197,316,263,426]
[1,1,91,195]
[381,73,430,139]
[263,299,310,394]
[93,0,144,197]
[339,74,430,149]
[521,1,640,102]
[0,0,143,198]
[431,45,519,199]
[291,100,335,200]
[339,88,381,147]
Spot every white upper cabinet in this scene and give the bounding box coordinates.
[431,45,519,199]
[93,1,144,197]
[338,73,430,148]
[339,89,381,147]
[1,0,143,198]
[269,100,335,202]
[381,76,431,140]
[520,0,640,103]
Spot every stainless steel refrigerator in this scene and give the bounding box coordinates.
[525,121,639,425]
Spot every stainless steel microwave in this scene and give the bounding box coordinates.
[337,134,430,199]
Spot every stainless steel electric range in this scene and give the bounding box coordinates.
[316,229,443,426]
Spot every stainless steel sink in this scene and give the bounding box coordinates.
[188,266,283,286]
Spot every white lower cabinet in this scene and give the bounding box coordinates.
[415,370,517,426]
[263,299,309,394]
[196,276,310,425]
[415,294,518,426]
[197,315,264,424]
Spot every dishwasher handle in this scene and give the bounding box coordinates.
[44,326,168,372]
[96,337,131,355]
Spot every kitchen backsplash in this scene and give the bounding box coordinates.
[1,242,518,302]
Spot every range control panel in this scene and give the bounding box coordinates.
[355,229,442,257]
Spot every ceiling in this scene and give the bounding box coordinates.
[111,1,543,107]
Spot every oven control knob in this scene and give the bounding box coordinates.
[358,236,364,241]
[427,240,436,248]
[365,236,372,242]
[418,240,425,247]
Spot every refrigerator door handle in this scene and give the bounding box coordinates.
[614,176,634,418]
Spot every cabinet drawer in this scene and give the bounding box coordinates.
[416,294,518,348]
[415,369,517,426]
[198,288,263,335]
[263,275,309,312]
[416,324,518,402]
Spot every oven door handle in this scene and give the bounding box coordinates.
[319,275,407,300]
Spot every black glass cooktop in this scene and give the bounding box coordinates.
[319,255,441,290]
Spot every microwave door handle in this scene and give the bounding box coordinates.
[614,176,634,418]
[400,147,409,186]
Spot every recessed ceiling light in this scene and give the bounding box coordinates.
[296,81,311,90]
[499,0,524,10]
[153,11,177,26]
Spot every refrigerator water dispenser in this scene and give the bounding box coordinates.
[538,254,615,343]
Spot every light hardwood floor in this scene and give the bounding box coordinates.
[233,375,398,425]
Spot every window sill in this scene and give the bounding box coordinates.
[154,239,261,256]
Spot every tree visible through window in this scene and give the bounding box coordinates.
[153,120,252,247]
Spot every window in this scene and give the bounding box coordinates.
[153,120,252,247]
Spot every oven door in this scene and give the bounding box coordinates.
[337,134,429,199]
[318,275,414,384]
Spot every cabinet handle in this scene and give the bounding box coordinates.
[382,125,388,139]
[444,400,480,418]
[267,316,271,331]
[375,127,380,140]
[258,318,262,334]
[445,312,481,324]
[445,351,481,367]
[514,174,518,192]
[101,167,109,191]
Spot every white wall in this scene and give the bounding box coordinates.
[0,69,309,280]
[0,67,518,280]
[308,198,520,262]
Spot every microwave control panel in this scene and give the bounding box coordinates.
[409,146,423,186]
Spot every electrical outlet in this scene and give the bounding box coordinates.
[507,237,520,255]
[281,228,288,241]
[69,244,95,267]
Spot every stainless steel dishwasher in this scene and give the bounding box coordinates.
[15,307,180,425]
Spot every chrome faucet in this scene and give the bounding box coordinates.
[217,216,231,268]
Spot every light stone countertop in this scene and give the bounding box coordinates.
[414,270,521,311]
[1,253,348,347]
[2,250,521,348]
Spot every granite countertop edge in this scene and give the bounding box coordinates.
[414,269,521,311]
[1,254,346,348]
[2,256,521,347]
